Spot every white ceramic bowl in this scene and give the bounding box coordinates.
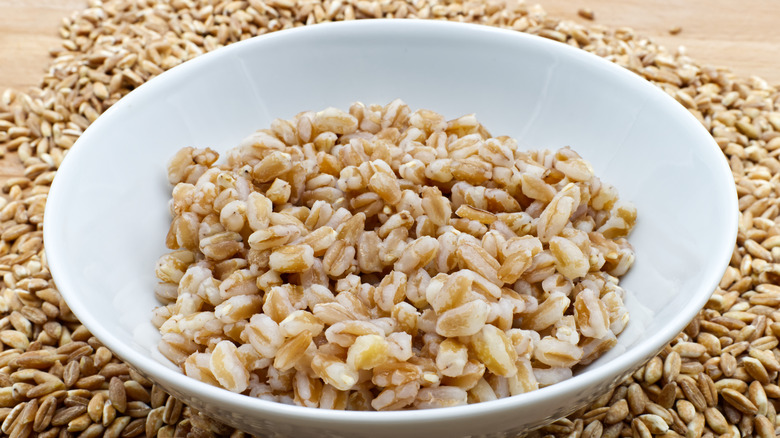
[44,19,737,437]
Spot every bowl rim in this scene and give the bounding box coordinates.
[44,18,738,425]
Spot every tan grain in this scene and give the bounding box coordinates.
[721,388,759,415]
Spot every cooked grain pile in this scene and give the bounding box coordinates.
[154,101,635,409]
[0,0,776,436]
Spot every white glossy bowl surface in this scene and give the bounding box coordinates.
[44,19,737,438]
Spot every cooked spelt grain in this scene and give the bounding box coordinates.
[154,98,635,410]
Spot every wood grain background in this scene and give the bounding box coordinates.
[2,0,779,93]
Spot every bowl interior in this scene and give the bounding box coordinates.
[44,19,737,437]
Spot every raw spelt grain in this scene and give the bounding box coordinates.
[577,8,595,20]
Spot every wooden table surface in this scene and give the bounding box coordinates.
[2,0,780,92]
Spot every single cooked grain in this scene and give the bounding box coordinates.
[153,100,637,409]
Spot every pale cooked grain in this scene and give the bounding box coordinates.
[154,100,635,409]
